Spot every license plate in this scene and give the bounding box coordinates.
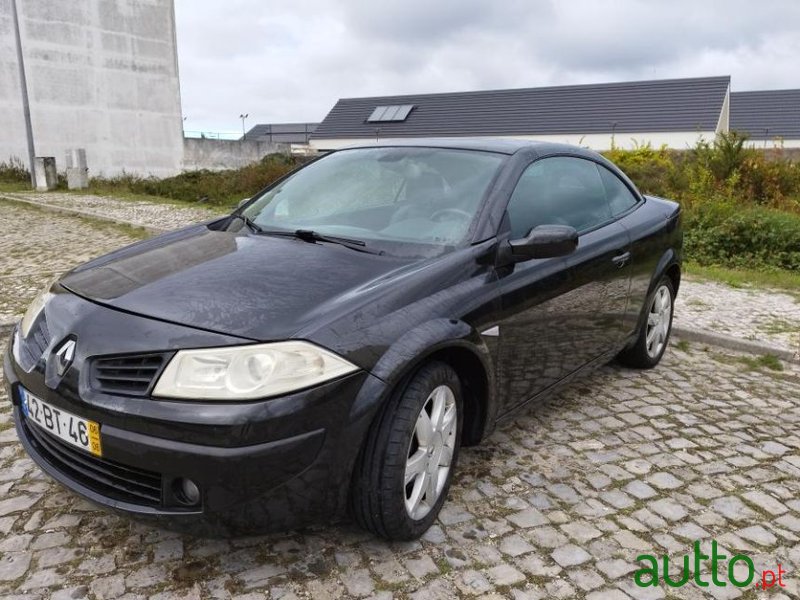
[20,388,103,457]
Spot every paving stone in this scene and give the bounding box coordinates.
[507,507,548,528]
[403,555,438,579]
[551,543,592,567]
[711,496,757,521]
[649,498,688,521]
[499,534,534,557]
[624,479,658,499]
[0,494,40,517]
[454,569,492,595]
[89,574,126,600]
[647,471,683,490]
[735,525,778,546]
[560,520,602,543]
[153,538,183,562]
[568,567,605,591]
[340,568,375,597]
[238,563,288,591]
[0,553,31,582]
[487,563,526,586]
[741,490,788,516]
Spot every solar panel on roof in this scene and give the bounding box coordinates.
[367,104,415,122]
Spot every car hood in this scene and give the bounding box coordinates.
[59,226,420,340]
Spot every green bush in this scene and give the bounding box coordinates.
[88,153,302,207]
[603,133,800,274]
[0,157,30,184]
[685,201,800,271]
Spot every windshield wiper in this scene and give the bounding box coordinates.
[238,220,382,255]
[230,213,265,234]
[293,229,383,255]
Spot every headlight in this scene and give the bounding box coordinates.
[20,290,54,338]
[152,341,359,400]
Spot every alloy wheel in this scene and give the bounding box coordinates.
[645,284,672,359]
[404,384,458,520]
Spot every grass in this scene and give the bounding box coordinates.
[684,261,800,297]
[711,351,785,372]
[673,340,691,352]
[758,317,800,335]
[0,181,29,193]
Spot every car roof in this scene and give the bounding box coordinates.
[338,137,598,157]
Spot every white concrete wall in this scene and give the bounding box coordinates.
[716,86,730,134]
[310,131,718,152]
[745,138,800,149]
[183,138,289,171]
[0,0,183,177]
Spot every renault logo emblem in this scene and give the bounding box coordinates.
[53,339,76,377]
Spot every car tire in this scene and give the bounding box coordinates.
[618,277,675,369]
[350,361,463,540]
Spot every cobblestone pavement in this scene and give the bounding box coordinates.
[1,341,799,599]
[678,279,800,356]
[0,192,222,233]
[0,198,799,598]
[0,199,144,323]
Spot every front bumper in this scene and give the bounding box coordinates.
[3,304,388,536]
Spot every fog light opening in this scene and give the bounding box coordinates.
[173,477,201,506]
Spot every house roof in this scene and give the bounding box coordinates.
[730,90,800,140]
[243,122,318,143]
[330,137,568,155]
[312,76,731,140]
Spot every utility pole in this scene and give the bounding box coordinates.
[239,113,248,139]
[11,0,36,188]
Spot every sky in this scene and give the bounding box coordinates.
[174,0,800,135]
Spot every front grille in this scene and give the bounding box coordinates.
[91,353,167,397]
[18,318,51,369]
[23,419,162,507]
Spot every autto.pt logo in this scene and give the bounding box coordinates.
[635,540,788,590]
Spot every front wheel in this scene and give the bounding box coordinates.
[618,277,675,369]
[350,361,463,540]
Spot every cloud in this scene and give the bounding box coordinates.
[174,0,800,133]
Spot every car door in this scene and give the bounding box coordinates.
[495,156,632,414]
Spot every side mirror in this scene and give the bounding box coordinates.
[237,197,251,209]
[509,224,578,260]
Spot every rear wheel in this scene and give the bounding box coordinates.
[618,277,674,368]
[350,361,462,540]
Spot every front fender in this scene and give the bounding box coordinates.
[350,318,497,441]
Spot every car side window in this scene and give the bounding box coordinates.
[506,156,612,238]
[596,165,640,216]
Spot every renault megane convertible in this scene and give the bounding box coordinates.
[4,139,682,540]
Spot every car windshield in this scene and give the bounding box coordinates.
[239,147,505,258]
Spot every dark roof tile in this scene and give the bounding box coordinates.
[730,90,800,140]
[313,76,730,140]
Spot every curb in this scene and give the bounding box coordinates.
[672,326,799,364]
[0,194,168,235]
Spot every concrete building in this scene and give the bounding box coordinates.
[0,0,183,177]
[730,89,800,148]
[310,76,732,152]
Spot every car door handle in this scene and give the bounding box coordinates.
[611,251,631,267]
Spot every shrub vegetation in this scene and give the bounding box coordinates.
[603,132,800,273]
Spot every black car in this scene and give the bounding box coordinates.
[3,140,681,540]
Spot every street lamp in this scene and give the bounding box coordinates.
[239,113,249,139]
